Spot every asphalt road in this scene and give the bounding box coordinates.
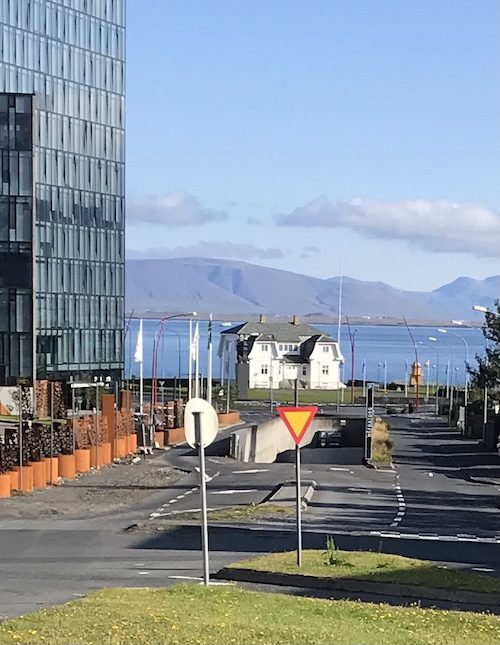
[0,411,499,618]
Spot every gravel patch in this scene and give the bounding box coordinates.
[0,454,186,519]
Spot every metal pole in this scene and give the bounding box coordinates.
[226,349,230,414]
[194,411,210,586]
[295,443,302,567]
[188,319,193,399]
[362,360,366,398]
[269,374,273,412]
[18,385,23,490]
[294,378,299,407]
[50,382,54,480]
[426,361,430,400]
[71,386,76,454]
[383,359,387,393]
[207,314,213,405]
[435,360,439,416]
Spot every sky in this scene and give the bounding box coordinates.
[125,0,500,292]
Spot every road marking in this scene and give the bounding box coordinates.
[370,530,500,544]
[231,469,270,474]
[330,467,352,472]
[138,571,150,575]
[210,489,259,495]
[169,575,202,581]
[471,567,495,573]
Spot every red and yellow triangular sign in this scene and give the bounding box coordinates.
[277,406,318,446]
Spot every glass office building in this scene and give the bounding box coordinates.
[0,0,125,383]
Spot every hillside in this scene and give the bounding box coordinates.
[125,257,498,320]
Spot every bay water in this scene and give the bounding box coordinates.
[124,319,486,387]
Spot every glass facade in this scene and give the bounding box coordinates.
[0,0,125,382]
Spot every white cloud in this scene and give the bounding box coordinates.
[128,191,229,227]
[127,241,283,260]
[275,196,500,257]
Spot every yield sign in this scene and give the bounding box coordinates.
[277,406,318,446]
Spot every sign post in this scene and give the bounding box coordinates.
[365,383,374,463]
[277,405,318,567]
[185,398,219,586]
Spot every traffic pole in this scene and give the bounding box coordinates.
[194,411,210,586]
[295,443,302,567]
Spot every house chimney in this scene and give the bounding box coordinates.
[259,314,267,323]
[292,315,300,325]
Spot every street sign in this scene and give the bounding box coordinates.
[277,406,318,446]
[364,384,374,462]
[185,398,219,449]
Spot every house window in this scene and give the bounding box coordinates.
[322,365,329,375]
[261,364,269,375]
[294,345,299,351]
[302,365,307,376]
[261,344,268,352]
[322,346,329,353]
[279,344,283,351]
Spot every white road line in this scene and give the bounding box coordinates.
[138,571,150,575]
[471,567,495,573]
[231,469,270,474]
[210,489,259,495]
[169,575,202,581]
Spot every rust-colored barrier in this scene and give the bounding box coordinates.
[101,442,112,464]
[165,427,185,445]
[127,433,137,454]
[58,454,76,479]
[154,431,165,447]
[116,437,127,458]
[0,473,11,498]
[11,465,33,493]
[90,445,102,468]
[31,461,47,490]
[75,449,91,473]
[217,411,241,425]
[44,457,59,484]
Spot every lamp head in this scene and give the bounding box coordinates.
[451,320,463,326]
[473,305,488,313]
[437,328,447,334]
[428,336,437,342]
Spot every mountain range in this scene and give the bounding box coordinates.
[125,257,500,321]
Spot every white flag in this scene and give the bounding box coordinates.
[190,321,199,360]
[134,319,143,363]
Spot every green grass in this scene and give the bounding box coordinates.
[170,503,294,522]
[246,387,437,405]
[230,550,500,594]
[0,584,499,645]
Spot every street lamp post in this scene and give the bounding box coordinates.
[152,312,196,411]
[428,337,440,416]
[438,328,469,406]
[346,317,357,404]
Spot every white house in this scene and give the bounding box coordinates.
[219,316,344,392]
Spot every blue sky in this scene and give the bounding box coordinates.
[126,0,500,291]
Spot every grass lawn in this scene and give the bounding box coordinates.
[230,550,500,594]
[170,503,294,522]
[1,584,500,645]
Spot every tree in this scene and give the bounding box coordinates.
[467,299,500,391]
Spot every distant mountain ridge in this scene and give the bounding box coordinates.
[125,257,500,320]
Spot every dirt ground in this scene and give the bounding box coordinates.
[0,453,186,519]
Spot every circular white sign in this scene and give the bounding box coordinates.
[184,398,219,449]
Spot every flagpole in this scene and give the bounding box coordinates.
[188,319,193,400]
[207,314,213,404]
[337,260,343,345]
[195,322,200,398]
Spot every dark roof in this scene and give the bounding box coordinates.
[221,321,332,342]
[282,354,308,364]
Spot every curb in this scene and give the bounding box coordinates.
[214,567,500,611]
[302,480,317,509]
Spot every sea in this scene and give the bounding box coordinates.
[124,319,486,387]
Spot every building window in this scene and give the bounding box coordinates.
[302,366,307,376]
[261,344,268,352]
[294,345,299,351]
[279,344,283,351]
[322,365,329,375]
[322,346,329,353]
[261,364,269,375]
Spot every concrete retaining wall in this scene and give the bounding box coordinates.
[229,416,333,463]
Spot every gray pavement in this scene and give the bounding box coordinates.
[1,410,500,618]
